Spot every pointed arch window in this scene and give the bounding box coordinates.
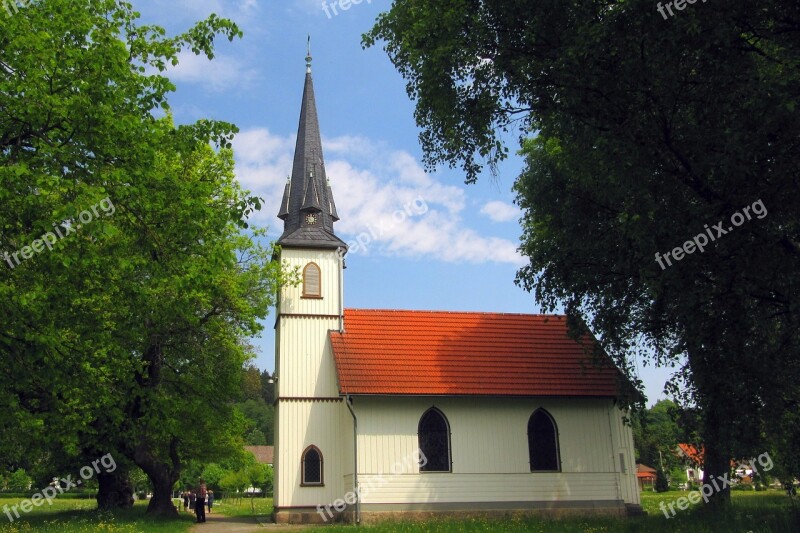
[528,409,560,472]
[302,262,321,298]
[301,445,323,486]
[418,407,451,472]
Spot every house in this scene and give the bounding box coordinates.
[636,464,657,491]
[245,445,274,467]
[676,444,705,485]
[271,52,642,524]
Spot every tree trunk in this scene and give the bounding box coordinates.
[96,471,134,510]
[132,438,181,518]
[145,469,178,517]
[701,426,731,509]
[699,393,732,510]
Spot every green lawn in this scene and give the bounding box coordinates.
[208,496,273,518]
[0,498,194,533]
[1,491,796,532]
[313,490,798,532]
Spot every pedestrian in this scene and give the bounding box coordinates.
[189,490,195,512]
[207,490,214,514]
[196,479,207,523]
[183,491,189,512]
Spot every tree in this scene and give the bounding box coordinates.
[242,365,264,402]
[237,398,274,446]
[260,369,275,404]
[365,0,800,507]
[655,465,670,493]
[7,469,32,492]
[632,400,682,471]
[0,0,294,517]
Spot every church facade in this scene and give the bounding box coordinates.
[272,54,641,524]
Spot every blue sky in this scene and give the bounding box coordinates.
[134,0,674,406]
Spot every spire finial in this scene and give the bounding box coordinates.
[305,35,312,73]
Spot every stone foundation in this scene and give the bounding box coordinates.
[275,500,643,524]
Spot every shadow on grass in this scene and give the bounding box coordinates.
[0,503,195,532]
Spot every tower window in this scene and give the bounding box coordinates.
[301,445,323,486]
[302,262,321,298]
[418,407,451,472]
[528,409,560,472]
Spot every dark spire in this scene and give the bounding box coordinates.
[277,176,290,220]
[277,45,345,250]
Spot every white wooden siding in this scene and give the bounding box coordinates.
[356,472,620,503]
[276,316,340,397]
[279,249,342,316]
[349,396,640,505]
[274,400,353,508]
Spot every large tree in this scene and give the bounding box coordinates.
[365,0,800,506]
[0,0,289,517]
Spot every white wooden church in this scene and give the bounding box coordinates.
[272,53,642,524]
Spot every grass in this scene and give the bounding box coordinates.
[312,490,799,532]
[0,498,194,532]
[209,496,273,518]
[1,490,796,532]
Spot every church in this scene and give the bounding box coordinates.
[272,53,642,524]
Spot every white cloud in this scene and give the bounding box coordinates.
[233,129,524,265]
[480,200,521,223]
[163,50,258,92]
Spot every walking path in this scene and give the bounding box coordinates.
[189,512,314,532]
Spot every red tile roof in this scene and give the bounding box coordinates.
[636,464,658,479]
[676,444,704,466]
[330,309,624,397]
[244,445,274,464]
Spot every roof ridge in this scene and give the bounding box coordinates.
[343,308,565,318]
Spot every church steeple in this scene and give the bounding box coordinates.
[277,46,345,249]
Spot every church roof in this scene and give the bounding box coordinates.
[277,52,344,249]
[330,309,625,397]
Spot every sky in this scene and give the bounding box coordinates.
[134,0,675,406]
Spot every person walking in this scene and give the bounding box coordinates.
[207,490,214,514]
[195,480,207,523]
[183,491,189,512]
[189,490,196,512]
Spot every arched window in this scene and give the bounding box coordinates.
[301,445,323,486]
[418,407,451,472]
[302,262,321,298]
[528,409,560,472]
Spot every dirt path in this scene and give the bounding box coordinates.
[188,511,314,532]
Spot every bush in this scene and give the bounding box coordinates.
[655,465,670,492]
[6,469,32,491]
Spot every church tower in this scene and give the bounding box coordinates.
[273,49,352,523]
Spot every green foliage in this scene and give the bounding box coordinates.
[241,365,263,402]
[6,469,32,491]
[365,0,800,501]
[669,466,688,489]
[236,398,274,446]
[655,465,670,493]
[0,0,294,514]
[632,400,683,471]
[200,464,227,491]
